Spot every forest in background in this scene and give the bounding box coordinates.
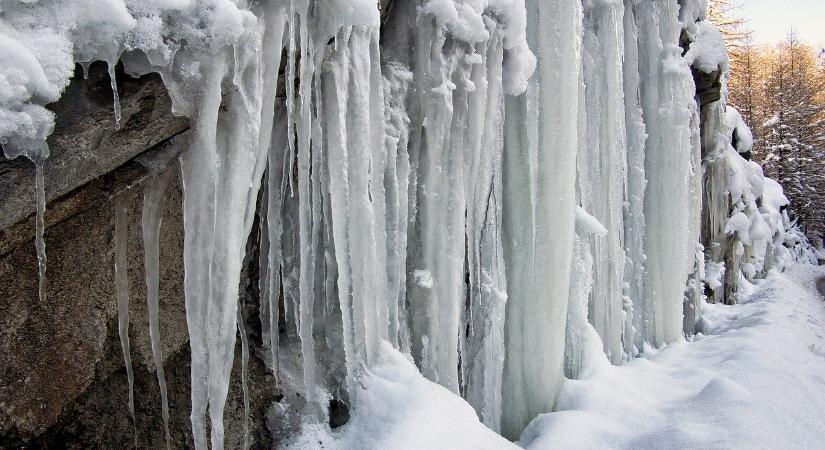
[709,0,825,243]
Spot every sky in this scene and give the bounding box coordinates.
[739,0,825,47]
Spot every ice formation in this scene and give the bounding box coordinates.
[0,0,818,446]
[112,193,135,440]
[142,167,175,448]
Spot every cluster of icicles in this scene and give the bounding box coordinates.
[4,0,803,447]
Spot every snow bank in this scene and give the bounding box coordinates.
[520,265,825,449]
[284,343,517,450]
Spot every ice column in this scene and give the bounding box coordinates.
[635,0,700,346]
[579,0,629,363]
[501,0,582,439]
[382,62,413,353]
[463,33,509,432]
[404,10,467,393]
[622,0,649,354]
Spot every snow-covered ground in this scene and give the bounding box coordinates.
[522,264,825,449]
[290,264,825,449]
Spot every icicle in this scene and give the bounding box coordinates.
[113,193,136,443]
[294,10,320,410]
[108,61,122,130]
[266,106,289,383]
[180,6,274,447]
[34,158,47,304]
[285,1,297,197]
[142,167,174,449]
[321,25,388,405]
[258,185,272,350]
[255,5,287,387]
[236,305,250,450]
[80,61,92,80]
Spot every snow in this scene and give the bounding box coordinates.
[520,264,825,449]
[283,265,825,449]
[574,206,608,237]
[726,106,754,153]
[683,19,729,74]
[284,342,517,450]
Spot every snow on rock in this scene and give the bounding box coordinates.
[683,19,729,74]
[726,106,754,153]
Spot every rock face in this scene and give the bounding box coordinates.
[0,64,276,447]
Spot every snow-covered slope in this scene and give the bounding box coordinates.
[280,265,825,449]
[521,264,825,449]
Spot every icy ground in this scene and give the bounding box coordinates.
[289,264,825,449]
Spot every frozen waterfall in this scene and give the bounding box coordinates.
[0,0,815,447]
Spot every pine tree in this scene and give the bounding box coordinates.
[761,32,825,239]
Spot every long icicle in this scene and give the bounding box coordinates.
[295,10,318,412]
[34,158,47,304]
[236,304,250,450]
[142,167,175,449]
[113,192,136,444]
[266,105,289,388]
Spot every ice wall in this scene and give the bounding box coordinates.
[1,0,816,446]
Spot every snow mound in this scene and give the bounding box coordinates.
[285,342,517,450]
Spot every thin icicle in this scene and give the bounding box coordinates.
[236,305,250,450]
[108,62,122,130]
[142,167,174,449]
[113,192,136,444]
[258,186,272,350]
[34,158,47,304]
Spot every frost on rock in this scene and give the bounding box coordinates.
[3,0,820,447]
